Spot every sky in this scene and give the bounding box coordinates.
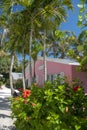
[60,0,81,36]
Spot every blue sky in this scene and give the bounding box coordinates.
[60,0,81,36]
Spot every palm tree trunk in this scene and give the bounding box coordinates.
[33,60,36,83]
[9,51,15,95]
[43,30,47,84]
[22,47,26,90]
[29,23,33,87]
[9,1,15,95]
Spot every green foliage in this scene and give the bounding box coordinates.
[77,45,84,52]
[77,0,87,28]
[63,0,73,10]
[18,0,34,7]
[55,30,64,38]
[0,54,19,82]
[11,78,87,130]
[0,56,10,74]
[67,29,87,71]
[0,56,10,82]
[76,30,87,71]
[14,79,23,89]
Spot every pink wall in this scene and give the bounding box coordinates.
[47,61,72,77]
[72,65,87,92]
[35,59,73,86]
[25,58,87,92]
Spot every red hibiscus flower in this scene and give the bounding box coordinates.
[22,89,31,98]
[73,86,80,92]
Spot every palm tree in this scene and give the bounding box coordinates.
[47,31,77,59]
[0,0,73,88]
[0,0,15,94]
[0,0,27,93]
[17,0,56,86]
[39,0,73,83]
[9,13,30,90]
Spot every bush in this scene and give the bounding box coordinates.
[14,79,23,89]
[11,78,87,130]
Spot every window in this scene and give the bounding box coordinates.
[19,74,22,78]
[47,72,64,84]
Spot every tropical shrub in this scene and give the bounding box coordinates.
[14,79,23,90]
[11,78,87,130]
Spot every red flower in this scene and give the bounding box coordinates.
[22,89,31,98]
[73,86,80,92]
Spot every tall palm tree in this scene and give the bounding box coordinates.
[17,0,55,86]
[39,0,73,83]
[0,0,73,88]
[0,0,28,93]
[9,12,30,90]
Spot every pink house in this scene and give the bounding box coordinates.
[25,57,87,92]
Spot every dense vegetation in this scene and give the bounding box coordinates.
[11,77,87,130]
[0,0,87,129]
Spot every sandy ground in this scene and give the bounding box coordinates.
[0,86,16,130]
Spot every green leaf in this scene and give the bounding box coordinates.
[19,0,34,7]
[59,104,65,113]
[63,0,73,10]
[80,7,85,13]
[81,0,86,3]
[78,15,83,20]
[75,125,81,130]
[77,45,84,51]
[77,21,82,27]
[55,30,61,36]
[81,56,87,65]
[58,85,64,91]
[85,13,87,20]
[67,50,74,55]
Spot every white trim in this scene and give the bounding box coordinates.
[37,57,80,66]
